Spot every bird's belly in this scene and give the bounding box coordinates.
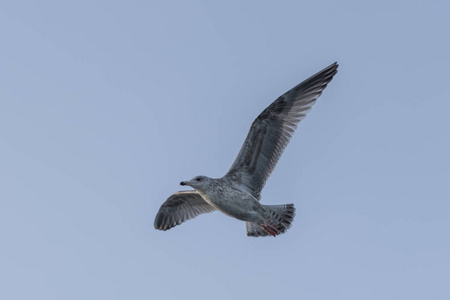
[202,192,263,223]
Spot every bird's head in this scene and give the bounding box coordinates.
[180,176,211,190]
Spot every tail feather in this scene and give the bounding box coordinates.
[246,222,271,237]
[246,203,296,237]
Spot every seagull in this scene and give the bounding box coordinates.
[154,62,338,237]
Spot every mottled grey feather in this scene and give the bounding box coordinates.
[245,222,271,237]
[245,204,296,237]
[154,191,216,231]
[225,62,338,199]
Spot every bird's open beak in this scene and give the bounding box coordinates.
[180,181,190,186]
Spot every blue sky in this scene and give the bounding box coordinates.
[1,1,449,299]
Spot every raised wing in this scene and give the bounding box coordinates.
[154,191,216,231]
[225,62,338,199]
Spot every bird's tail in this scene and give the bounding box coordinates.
[245,204,296,237]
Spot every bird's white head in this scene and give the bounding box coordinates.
[180,175,211,191]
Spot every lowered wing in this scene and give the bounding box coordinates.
[154,191,216,231]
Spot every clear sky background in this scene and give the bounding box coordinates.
[1,1,449,299]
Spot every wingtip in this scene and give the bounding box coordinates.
[322,61,339,78]
[328,61,339,71]
[331,61,339,71]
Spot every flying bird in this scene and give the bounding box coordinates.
[155,62,338,237]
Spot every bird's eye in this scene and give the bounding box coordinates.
[196,177,202,181]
